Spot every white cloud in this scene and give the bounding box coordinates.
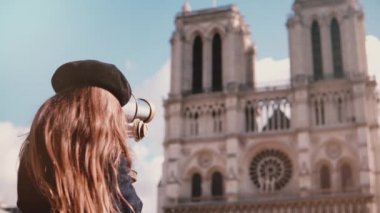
[0,122,28,207]
[133,153,164,213]
[256,57,290,86]
[131,60,170,155]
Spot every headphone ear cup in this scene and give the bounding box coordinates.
[127,119,148,142]
[135,120,148,141]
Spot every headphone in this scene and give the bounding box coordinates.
[123,95,156,141]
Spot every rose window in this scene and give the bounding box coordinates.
[249,149,292,192]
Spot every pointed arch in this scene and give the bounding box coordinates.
[211,171,224,197]
[191,173,202,200]
[330,18,344,78]
[320,164,331,189]
[245,102,257,132]
[192,36,203,94]
[341,162,353,190]
[212,33,223,91]
[311,21,323,81]
[337,97,343,123]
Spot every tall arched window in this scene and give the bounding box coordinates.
[192,36,203,94]
[341,163,353,190]
[194,112,199,135]
[320,99,325,125]
[337,97,343,123]
[191,173,202,200]
[311,21,323,81]
[320,164,331,190]
[245,103,256,132]
[315,100,319,125]
[331,18,344,78]
[211,172,224,197]
[212,33,222,91]
[212,110,223,133]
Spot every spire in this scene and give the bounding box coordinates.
[182,1,192,14]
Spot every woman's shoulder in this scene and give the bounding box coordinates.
[117,156,143,213]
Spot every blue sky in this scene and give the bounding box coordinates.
[0,0,379,211]
[1,0,378,126]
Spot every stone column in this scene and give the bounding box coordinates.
[224,94,240,202]
[225,137,239,202]
[333,203,339,213]
[292,89,312,195]
[223,27,240,89]
[287,16,303,77]
[203,178,211,199]
[167,102,183,140]
[170,32,183,96]
[182,40,192,92]
[165,143,182,201]
[203,37,212,92]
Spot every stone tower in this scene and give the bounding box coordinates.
[158,0,380,212]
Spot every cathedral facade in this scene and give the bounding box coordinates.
[158,0,380,212]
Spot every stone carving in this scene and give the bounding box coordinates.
[228,166,238,180]
[326,142,342,159]
[345,133,355,144]
[168,170,178,183]
[197,151,213,168]
[181,147,191,156]
[311,136,320,144]
[250,149,292,192]
[300,162,309,175]
[218,144,226,153]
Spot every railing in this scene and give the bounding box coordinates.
[178,196,226,204]
[164,193,373,213]
[291,72,375,86]
[242,94,292,134]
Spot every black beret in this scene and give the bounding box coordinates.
[51,60,132,106]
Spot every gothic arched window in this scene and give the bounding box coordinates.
[212,110,223,133]
[341,163,353,190]
[320,99,325,125]
[245,103,257,132]
[212,33,223,91]
[211,171,224,197]
[194,112,199,135]
[311,21,323,81]
[320,164,331,190]
[192,36,203,94]
[337,97,343,123]
[314,100,320,125]
[331,18,344,78]
[191,173,202,200]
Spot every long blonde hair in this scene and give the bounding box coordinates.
[20,87,133,213]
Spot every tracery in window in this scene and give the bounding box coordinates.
[249,149,292,192]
